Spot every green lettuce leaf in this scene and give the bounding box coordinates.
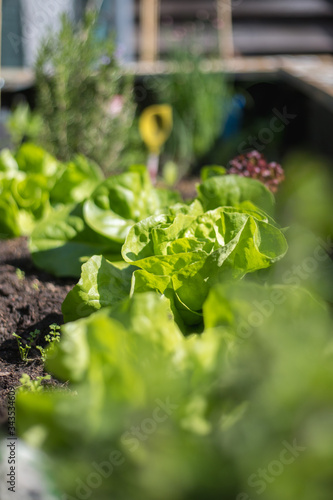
[15,142,59,178]
[0,148,19,173]
[123,206,287,328]
[200,165,227,181]
[62,255,135,322]
[197,174,275,214]
[29,203,122,277]
[50,155,104,204]
[83,166,180,241]
[0,192,21,238]
[29,166,182,276]
[49,293,184,394]
[11,173,51,234]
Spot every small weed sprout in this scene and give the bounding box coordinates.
[36,323,61,363]
[46,323,61,344]
[15,268,25,280]
[13,324,61,363]
[32,281,40,291]
[12,329,40,362]
[36,345,47,363]
[17,373,51,393]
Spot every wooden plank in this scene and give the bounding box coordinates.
[160,0,216,17]
[233,24,333,54]
[217,0,234,59]
[139,0,160,62]
[279,67,333,113]
[135,0,216,21]
[123,55,333,81]
[233,0,333,18]
[136,0,333,21]
[122,55,284,77]
[1,67,35,92]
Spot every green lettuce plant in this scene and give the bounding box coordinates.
[30,166,180,277]
[6,102,43,148]
[0,143,103,238]
[122,206,287,331]
[197,172,275,214]
[62,176,287,331]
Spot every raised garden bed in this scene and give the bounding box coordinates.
[0,144,333,500]
[1,16,333,497]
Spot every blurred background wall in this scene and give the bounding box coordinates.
[2,0,333,165]
[2,0,79,67]
[2,0,333,67]
[1,0,137,66]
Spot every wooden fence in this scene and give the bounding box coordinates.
[138,0,333,61]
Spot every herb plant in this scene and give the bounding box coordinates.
[35,12,135,174]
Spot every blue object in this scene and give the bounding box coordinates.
[222,94,246,139]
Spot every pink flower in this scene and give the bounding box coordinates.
[107,95,124,117]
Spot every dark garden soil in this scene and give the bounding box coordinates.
[0,237,76,428]
[175,177,199,200]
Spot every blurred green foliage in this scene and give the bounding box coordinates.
[277,151,333,240]
[15,282,333,500]
[144,50,229,177]
[6,103,43,148]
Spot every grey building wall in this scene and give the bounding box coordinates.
[2,0,24,67]
[1,0,135,68]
